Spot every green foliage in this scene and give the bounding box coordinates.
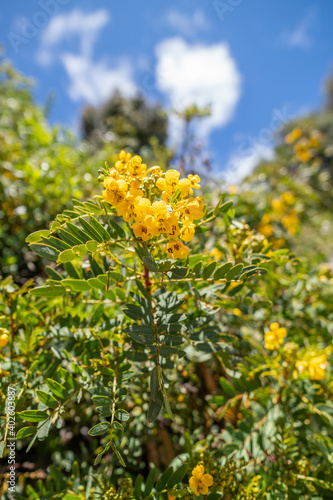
[0,59,333,500]
[81,90,168,152]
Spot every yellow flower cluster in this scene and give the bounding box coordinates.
[258,192,299,238]
[272,192,299,235]
[265,322,287,350]
[296,352,328,381]
[189,465,214,497]
[258,213,274,238]
[285,128,321,162]
[0,329,9,347]
[101,151,204,259]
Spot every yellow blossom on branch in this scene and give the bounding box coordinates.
[189,465,214,497]
[264,322,287,350]
[101,151,204,259]
[296,352,328,381]
[0,332,9,347]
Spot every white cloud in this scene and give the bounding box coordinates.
[277,12,314,49]
[223,146,274,184]
[36,9,136,104]
[165,9,210,37]
[61,53,136,104]
[37,8,110,65]
[155,37,241,140]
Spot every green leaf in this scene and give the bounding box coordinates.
[91,395,112,407]
[89,303,104,327]
[88,278,105,290]
[110,441,126,467]
[16,426,36,439]
[18,410,48,422]
[150,366,160,400]
[57,248,76,264]
[89,216,111,242]
[112,421,124,432]
[66,222,90,243]
[61,279,91,292]
[57,228,82,246]
[156,467,174,493]
[159,346,186,359]
[30,243,59,261]
[193,261,202,276]
[36,390,59,409]
[226,263,244,280]
[45,266,62,281]
[30,286,65,297]
[144,468,156,497]
[109,219,125,238]
[88,421,111,436]
[220,200,233,213]
[214,262,233,280]
[43,236,71,252]
[108,271,125,282]
[143,256,158,272]
[26,230,51,243]
[115,409,130,422]
[37,417,51,440]
[219,378,236,397]
[148,394,163,423]
[79,217,104,242]
[134,474,144,500]
[202,261,217,280]
[46,378,67,399]
[195,225,209,234]
[168,463,188,488]
[213,194,224,216]
[86,240,98,252]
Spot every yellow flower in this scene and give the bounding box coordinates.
[164,216,180,239]
[126,155,147,176]
[165,169,180,186]
[164,240,189,259]
[281,212,299,235]
[233,308,242,317]
[102,178,128,206]
[180,223,196,242]
[176,197,204,222]
[271,198,285,214]
[188,174,201,190]
[258,223,274,238]
[285,127,302,144]
[228,184,238,194]
[134,198,152,222]
[309,136,320,149]
[280,192,295,205]
[308,354,327,381]
[147,166,163,177]
[156,169,181,199]
[131,215,159,241]
[151,200,169,221]
[265,322,287,350]
[210,247,222,260]
[117,194,143,223]
[115,150,132,173]
[189,465,214,497]
[103,172,120,187]
[178,178,193,197]
[0,333,9,347]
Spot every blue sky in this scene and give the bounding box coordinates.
[1,0,333,180]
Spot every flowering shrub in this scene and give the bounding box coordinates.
[0,147,332,499]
